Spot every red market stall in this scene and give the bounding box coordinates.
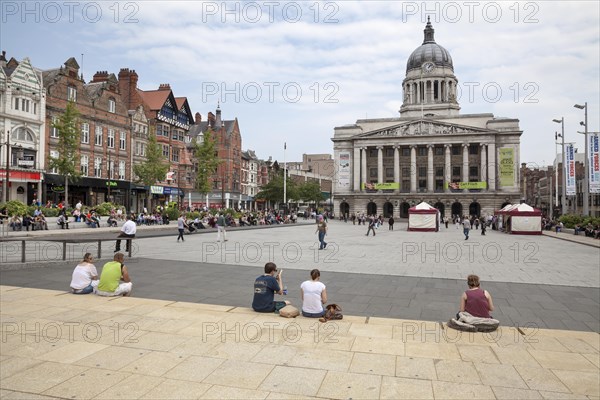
[408,202,440,232]
[500,203,542,235]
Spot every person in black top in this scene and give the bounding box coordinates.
[252,262,290,313]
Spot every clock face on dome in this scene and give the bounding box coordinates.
[422,62,435,73]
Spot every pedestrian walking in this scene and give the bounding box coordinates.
[388,216,394,230]
[444,216,449,229]
[366,217,376,236]
[177,214,187,242]
[481,217,486,235]
[462,216,471,240]
[316,215,328,250]
[216,212,227,242]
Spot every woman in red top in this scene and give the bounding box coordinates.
[459,274,494,318]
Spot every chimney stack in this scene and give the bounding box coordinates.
[91,70,109,83]
[195,112,202,124]
[158,83,171,91]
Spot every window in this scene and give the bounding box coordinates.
[369,149,378,157]
[81,123,89,144]
[94,157,102,177]
[157,124,169,137]
[435,167,444,177]
[435,147,444,156]
[435,179,444,191]
[50,151,59,173]
[107,129,115,148]
[402,167,411,178]
[50,117,59,138]
[67,86,77,102]
[22,99,30,112]
[402,148,410,157]
[369,168,377,178]
[172,148,179,162]
[452,145,461,155]
[469,166,479,177]
[418,167,426,177]
[418,179,427,189]
[14,97,19,110]
[95,126,103,146]
[162,145,169,158]
[119,131,126,150]
[469,144,479,155]
[386,168,394,178]
[33,103,37,115]
[119,161,126,180]
[108,98,116,113]
[80,155,89,176]
[452,166,461,177]
[418,147,427,156]
[108,160,114,179]
[385,148,394,157]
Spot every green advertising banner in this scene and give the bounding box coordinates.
[444,181,487,190]
[361,182,400,190]
[499,148,515,187]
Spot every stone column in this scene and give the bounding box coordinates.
[480,144,487,189]
[377,146,383,185]
[462,143,469,193]
[353,146,360,191]
[462,143,469,184]
[487,143,496,191]
[444,144,451,192]
[427,145,434,192]
[361,147,367,190]
[410,145,417,193]
[394,145,400,192]
[416,82,421,104]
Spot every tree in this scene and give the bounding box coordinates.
[48,100,81,207]
[255,171,298,205]
[191,128,221,198]
[133,127,169,186]
[298,181,325,204]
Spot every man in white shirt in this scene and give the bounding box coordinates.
[115,215,137,253]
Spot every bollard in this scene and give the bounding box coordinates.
[63,241,67,261]
[21,240,26,263]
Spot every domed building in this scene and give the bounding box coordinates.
[332,19,522,219]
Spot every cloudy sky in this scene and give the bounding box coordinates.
[2,1,599,167]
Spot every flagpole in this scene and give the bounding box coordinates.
[283,142,287,208]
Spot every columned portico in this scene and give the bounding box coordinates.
[480,144,487,188]
[361,147,367,189]
[462,143,469,186]
[487,142,496,191]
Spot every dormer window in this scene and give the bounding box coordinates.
[108,98,116,113]
[67,86,77,102]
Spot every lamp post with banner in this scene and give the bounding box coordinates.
[553,118,566,215]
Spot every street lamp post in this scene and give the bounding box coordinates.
[574,103,589,216]
[3,130,10,203]
[553,118,566,216]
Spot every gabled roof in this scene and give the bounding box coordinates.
[84,82,104,101]
[174,97,194,125]
[138,89,171,111]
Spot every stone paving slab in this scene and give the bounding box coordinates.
[1,286,599,400]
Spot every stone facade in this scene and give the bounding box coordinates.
[0,52,46,205]
[332,21,522,219]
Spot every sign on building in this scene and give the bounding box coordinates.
[565,144,576,196]
[590,134,600,194]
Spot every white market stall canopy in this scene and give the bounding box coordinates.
[408,202,439,232]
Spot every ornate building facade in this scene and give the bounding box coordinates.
[0,52,46,205]
[332,20,522,218]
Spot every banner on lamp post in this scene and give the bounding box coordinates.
[590,134,600,194]
[565,144,576,196]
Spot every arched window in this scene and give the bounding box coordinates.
[11,128,35,143]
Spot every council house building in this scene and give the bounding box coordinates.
[332,19,522,219]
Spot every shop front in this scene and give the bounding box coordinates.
[0,169,43,205]
[149,185,184,210]
[44,174,132,207]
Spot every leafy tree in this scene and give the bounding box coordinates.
[191,128,221,197]
[297,181,325,203]
[255,171,298,204]
[48,101,81,207]
[133,127,169,186]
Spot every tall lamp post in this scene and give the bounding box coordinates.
[552,118,566,216]
[554,131,561,217]
[3,130,9,203]
[283,142,287,211]
[574,103,589,216]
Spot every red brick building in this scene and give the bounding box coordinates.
[43,58,133,206]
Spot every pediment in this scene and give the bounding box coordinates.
[355,120,491,139]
